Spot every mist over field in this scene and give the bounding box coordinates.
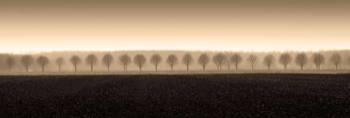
[0,50,349,73]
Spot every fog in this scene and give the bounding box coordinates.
[0,50,349,73]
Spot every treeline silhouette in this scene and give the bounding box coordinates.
[1,51,349,73]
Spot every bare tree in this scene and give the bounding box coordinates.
[295,53,308,70]
[182,53,193,72]
[226,54,231,70]
[230,54,242,71]
[119,54,131,72]
[166,54,178,71]
[330,53,342,70]
[198,53,210,71]
[313,53,325,70]
[86,54,98,72]
[279,53,292,70]
[263,54,274,71]
[247,54,258,71]
[213,53,227,71]
[70,55,82,72]
[102,54,114,72]
[150,54,162,72]
[5,56,16,72]
[55,57,65,72]
[37,56,50,72]
[134,54,146,72]
[21,55,34,72]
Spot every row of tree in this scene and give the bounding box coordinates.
[3,52,347,72]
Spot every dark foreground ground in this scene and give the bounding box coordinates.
[1,74,350,118]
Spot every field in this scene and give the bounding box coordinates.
[0,74,350,118]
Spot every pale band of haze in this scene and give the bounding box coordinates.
[0,0,349,53]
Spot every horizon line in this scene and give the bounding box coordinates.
[2,49,350,55]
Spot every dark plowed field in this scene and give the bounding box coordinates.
[1,74,350,118]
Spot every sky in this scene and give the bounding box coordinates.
[0,0,349,53]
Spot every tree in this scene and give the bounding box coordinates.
[150,54,162,72]
[70,55,82,72]
[213,53,227,71]
[5,56,16,72]
[166,54,178,71]
[55,57,65,72]
[102,54,114,72]
[37,56,50,72]
[230,54,242,71]
[119,54,131,72]
[247,54,257,71]
[226,54,231,70]
[263,54,274,71]
[86,54,98,72]
[134,54,146,72]
[198,53,210,71]
[313,53,325,70]
[295,53,308,70]
[182,53,193,72]
[21,55,34,72]
[330,53,342,70]
[279,53,292,70]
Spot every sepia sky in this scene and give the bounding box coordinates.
[0,0,350,53]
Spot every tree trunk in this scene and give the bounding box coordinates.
[124,64,127,72]
[58,65,61,72]
[41,65,45,72]
[155,64,158,72]
[317,65,321,70]
[107,65,110,72]
[202,65,206,71]
[335,64,338,70]
[284,65,287,70]
[300,65,304,71]
[74,64,77,72]
[235,64,238,72]
[26,66,29,72]
[186,64,189,72]
[90,64,93,72]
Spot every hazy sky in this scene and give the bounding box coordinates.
[0,0,349,53]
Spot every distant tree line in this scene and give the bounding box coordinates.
[2,52,350,73]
